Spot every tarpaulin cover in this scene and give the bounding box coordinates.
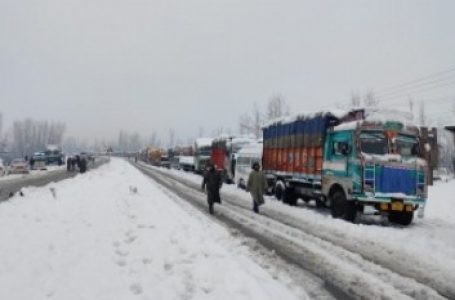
[376,166,416,195]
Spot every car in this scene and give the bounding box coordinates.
[8,159,29,175]
[31,152,48,170]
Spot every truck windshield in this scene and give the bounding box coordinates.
[360,132,387,155]
[396,134,419,157]
[197,147,211,156]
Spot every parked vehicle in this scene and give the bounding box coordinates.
[31,152,48,170]
[234,142,263,189]
[211,135,255,183]
[8,159,29,174]
[194,138,213,174]
[262,108,435,225]
[145,147,169,167]
[179,155,195,172]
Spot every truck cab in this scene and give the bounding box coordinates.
[323,120,427,225]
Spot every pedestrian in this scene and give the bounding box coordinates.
[79,157,87,173]
[71,157,77,171]
[201,162,223,214]
[66,157,72,172]
[29,156,35,170]
[247,162,267,214]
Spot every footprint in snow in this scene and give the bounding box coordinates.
[129,283,143,295]
[142,258,153,265]
[164,263,173,272]
[112,241,121,248]
[116,259,127,267]
[124,236,137,244]
[115,249,129,257]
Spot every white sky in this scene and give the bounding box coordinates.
[1,0,455,143]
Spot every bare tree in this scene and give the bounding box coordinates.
[419,101,426,126]
[11,118,66,156]
[363,90,379,107]
[239,112,253,135]
[266,95,290,121]
[168,128,176,149]
[350,91,361,108]
[408,96,415,121]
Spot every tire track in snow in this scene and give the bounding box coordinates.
[133,162,449,300]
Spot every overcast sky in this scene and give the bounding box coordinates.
[1,0,455,143]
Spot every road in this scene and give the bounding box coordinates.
[132,161,452,300]
[0,157,109,202]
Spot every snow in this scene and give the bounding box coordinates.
[178,155,194,165]
[194,138,213,148]
[426,179,455,224]
[151,165,455,296]
[263,109,350,127]
[0,165,66,182]
[0,158,303,300]
[237,142,263,155]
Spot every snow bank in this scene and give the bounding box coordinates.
[0,158,302,300]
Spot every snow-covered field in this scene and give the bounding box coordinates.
[0,159,303,300]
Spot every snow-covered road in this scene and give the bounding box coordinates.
[135,162,455,300]
[0,158,305,300]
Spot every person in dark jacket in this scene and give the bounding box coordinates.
[66,157,72,172]
[79,157,87,173]
[247,162,267,213]
[201,163,223,214]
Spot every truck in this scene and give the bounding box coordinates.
[211,135,256,183]
[262,108,436,225]
[194,138,213,174]
[234,142,263,189]
[146,147,169,167]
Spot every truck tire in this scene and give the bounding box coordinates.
[330,190,356,222]
[284,188,297,206]
[315,199,325,208]
[274,181,284,201]
[388,211,413,226]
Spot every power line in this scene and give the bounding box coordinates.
[378,80,455,103]
[376,74,455,98]
[375,66,455,95]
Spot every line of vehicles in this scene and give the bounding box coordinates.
[1,146,67,176]
[140,108,439,225]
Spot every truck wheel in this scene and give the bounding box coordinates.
[275,182,284,201]
[284,188,297,206]
[315,199,325,208]
[237,179,245,189]
[388,211,413,226]
[330,190,356,222]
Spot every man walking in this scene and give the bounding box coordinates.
[201,163,223,214]
[247,162,267,213]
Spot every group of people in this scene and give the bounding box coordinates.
[201,162,267,215]
[66,155,88,173]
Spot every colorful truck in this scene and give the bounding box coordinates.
[211,135,256,183]
[262,108,435,225]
